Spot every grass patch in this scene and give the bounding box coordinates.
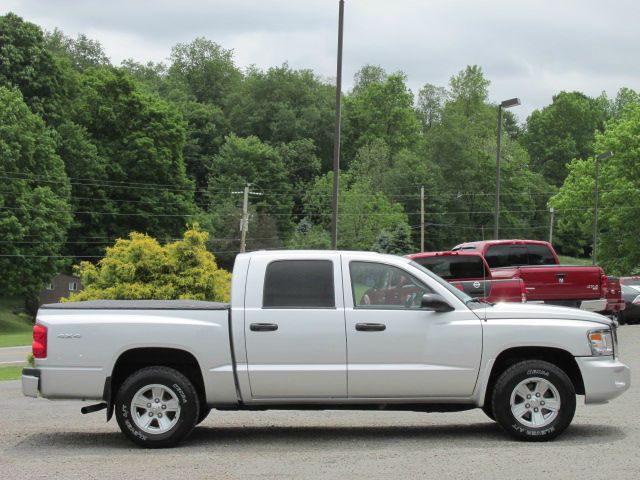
[0,297,33,347]
[0,332,32,348]
[557,255,593,266]
[0,366,23,381]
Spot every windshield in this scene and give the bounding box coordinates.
[409,261,476,305]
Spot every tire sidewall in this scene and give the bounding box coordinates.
[493,361,576,440]
[115,367,199,447]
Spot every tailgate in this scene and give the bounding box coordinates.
[517,266,602,301]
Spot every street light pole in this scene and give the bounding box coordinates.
[330,0,345,249]
[593,150,613,265]
[494,97,520,240]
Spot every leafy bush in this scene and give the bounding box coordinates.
[66,226,231,302]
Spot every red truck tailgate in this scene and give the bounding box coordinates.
[501,266,603,301]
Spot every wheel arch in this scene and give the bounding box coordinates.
[106,347,205,420]
[483,346,585,408]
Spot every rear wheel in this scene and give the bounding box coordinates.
[115,366,200,448]
[492,360,575,441]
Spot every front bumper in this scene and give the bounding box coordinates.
[22,368,40,398]
[576,356,630,404]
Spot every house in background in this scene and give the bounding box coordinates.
[38,273,84,306]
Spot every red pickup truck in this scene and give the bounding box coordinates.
[407,251,526,303]
[451,239,623,315]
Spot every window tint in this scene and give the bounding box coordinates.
[263,260,335,308]
[527,244,556,265]
[350,262,433,308]
[485,245,528,268]
[413,255,488,280]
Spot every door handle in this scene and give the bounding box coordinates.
[250,323,279,332]
[355,323,386,332]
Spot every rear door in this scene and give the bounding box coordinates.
[244,254,347,398]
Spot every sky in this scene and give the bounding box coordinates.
[2,0,638,121]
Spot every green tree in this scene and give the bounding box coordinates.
[0,87,72,297]
[610,87,640,119]
[342,69,421,163]
[168,37,241,107]
[550,104,640,273]
[523,91,606,186]
[422,69,550,247]
[67,226,231,301]
[448,65,490,116]
[416,83,448,127]
[227,64,335,169]
[180,101,229,196]
[44,29,111,71]
[303,172,411,250]
[207,134,293,236]
[287,218,331,249]
[76,67,196,242]
[0,13,72,123]
[54,121,112,258]
[372,224,414,254]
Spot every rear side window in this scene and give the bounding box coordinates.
[413,256,488,280]
[263,260,335,308]
[485,245,528,268]
[527,244,556,265]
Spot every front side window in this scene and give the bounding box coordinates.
[263,260,335,308]
[68,282,77,292]
[350,262,433,309]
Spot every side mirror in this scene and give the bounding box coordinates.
[421,293,454,312]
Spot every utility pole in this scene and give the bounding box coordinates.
[240,185,249,253]
[330,0,345,249]
[420,186,425,252]
[232,183,263,254]
[549,207,555,245]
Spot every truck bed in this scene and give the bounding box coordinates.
[33,300,237,404]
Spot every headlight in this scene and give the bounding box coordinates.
[588,329,614,356]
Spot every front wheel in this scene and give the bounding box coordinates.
[115,366,200,448]
[492,360,576,441]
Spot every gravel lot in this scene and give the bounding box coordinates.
[1,326,637,480]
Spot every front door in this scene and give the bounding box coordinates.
[344,259,482,398]
[244,254,346,398]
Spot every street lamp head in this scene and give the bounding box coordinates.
[500,98,521,109]
[597,151,613,161]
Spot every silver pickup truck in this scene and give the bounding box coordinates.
[22,250,630,447]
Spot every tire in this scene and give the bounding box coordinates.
[481,404,495,421]
[491,360,576,441]
[196,406,212,425]
[115,366,200,448]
